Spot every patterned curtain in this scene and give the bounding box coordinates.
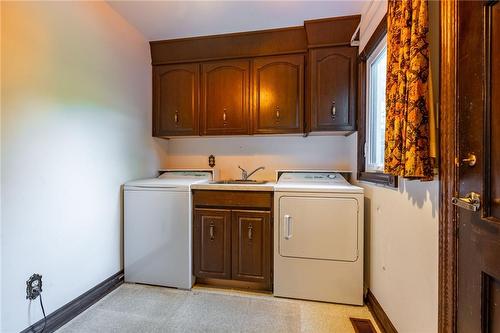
[384,0,434,179]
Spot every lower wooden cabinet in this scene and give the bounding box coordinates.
[231,210,271,284]
[193,209,231,279]
[192,191,273,290]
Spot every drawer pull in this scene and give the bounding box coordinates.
[331,101,336,119]
[275,106,280,120]
[248,223,253,240]
[174,110,179,124]
[209,222,215,240]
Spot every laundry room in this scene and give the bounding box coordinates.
[3,1,496,333]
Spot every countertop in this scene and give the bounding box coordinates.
[191,181,276,192]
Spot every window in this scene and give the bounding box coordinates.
[357,15,397,187]
[365,39,387,172]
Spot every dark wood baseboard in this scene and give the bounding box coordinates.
[365,289,398,333]
[21,270,124,333]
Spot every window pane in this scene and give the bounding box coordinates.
[366,43,387,172]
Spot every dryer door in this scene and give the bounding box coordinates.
[279,196,359,262]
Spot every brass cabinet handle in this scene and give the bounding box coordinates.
[209,222,215,240]
[275,106,280,120]
[248,223,253,240]
[223,108,227,124]
[174,110,179,124]
[331,101,336,119]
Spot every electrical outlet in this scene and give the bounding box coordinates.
[26,273,43,300]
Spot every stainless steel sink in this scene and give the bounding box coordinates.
[210,180,268,185]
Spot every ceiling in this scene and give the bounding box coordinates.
[107,1,367,41]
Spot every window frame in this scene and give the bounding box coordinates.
[357,14,398,188]
[365,40,387,172]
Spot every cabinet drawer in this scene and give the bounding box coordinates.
[193,190,273,209]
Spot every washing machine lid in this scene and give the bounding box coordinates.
[124,170,212,191]
[274,172,363,193]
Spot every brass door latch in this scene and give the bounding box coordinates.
[456,153,477,167]
[452,192,481,211]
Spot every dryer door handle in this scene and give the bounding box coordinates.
[284,215,293,240]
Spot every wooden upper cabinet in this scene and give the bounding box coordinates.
[201,60,250,135]
[252,55,304,134]
[153,64,199,137]
[309,46,357,132]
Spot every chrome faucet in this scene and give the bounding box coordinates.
[238,166,265,181]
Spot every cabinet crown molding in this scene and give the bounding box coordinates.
[150,15,361,65]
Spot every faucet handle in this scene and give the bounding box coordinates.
[238,166,248,180]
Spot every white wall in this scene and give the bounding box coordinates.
[358,1,439,332]
[164,135,357,180]
[1,2,166,332]
[362,181,438,333]
[0,1,3,327]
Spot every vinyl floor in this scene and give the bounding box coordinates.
[57,283,381,333]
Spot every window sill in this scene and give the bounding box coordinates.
[358,171,398,188]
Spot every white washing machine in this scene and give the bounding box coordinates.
[124,170,214,289]
[273,171,364,305]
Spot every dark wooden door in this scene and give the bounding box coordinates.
[193,208,231,279]
[252,55,304,134]
[231,210,271,287]
[309,46,357,132]
[201,60,250,135]
[456,1,500,332]
[153,63,199,136]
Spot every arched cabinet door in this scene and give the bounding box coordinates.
[201,60,250,135]
[309,46,357,132]
[252,55,304,134]
[153,63,199,137]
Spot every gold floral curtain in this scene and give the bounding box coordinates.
[384,0,434,180]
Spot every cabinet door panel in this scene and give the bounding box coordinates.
[232,210,271,286]
[253,55,304,134]
[193,209,231,279]
[310,47,357,131]
[201,60,250,135]
[153,64,199,136]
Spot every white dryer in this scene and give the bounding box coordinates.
[273,171,364,305]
